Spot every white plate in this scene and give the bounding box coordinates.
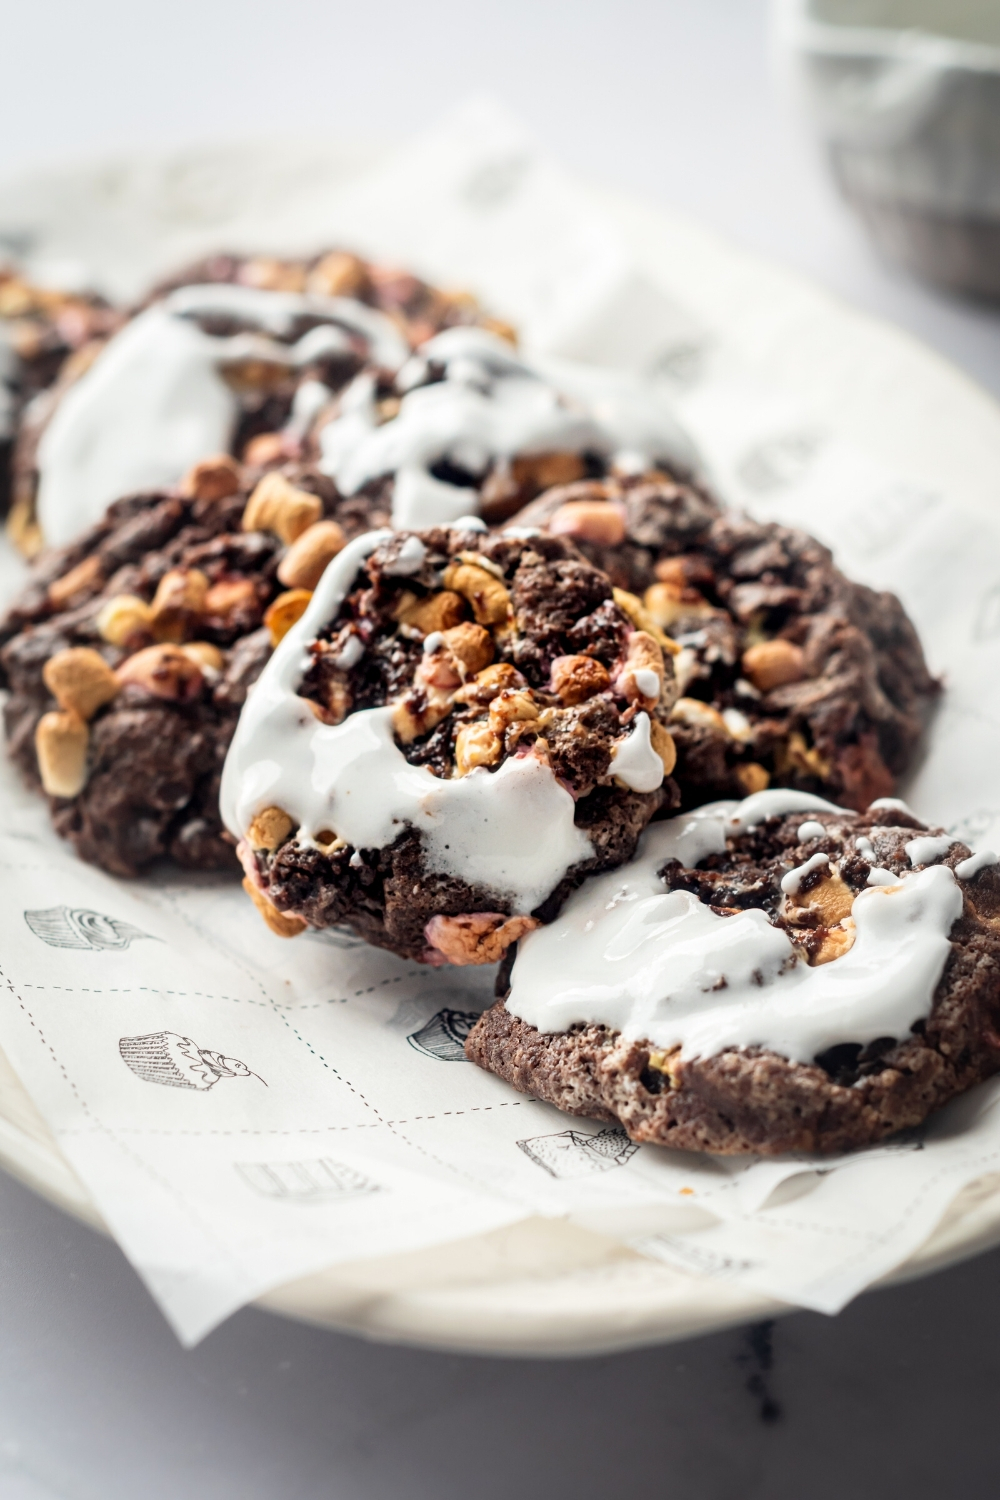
[3,141,1000,1355]
[5,1041,1000,1354]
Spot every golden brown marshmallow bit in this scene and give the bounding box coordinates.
[613,588,680,657]
[42,647,119,720]
[264,589,313,645]
[643,581,717,630]
[649,719,677,777]
[616,630,665,711]
[240,256,308,293]
[178,454,241,503]
[784,865,855,929]
[115,644,204,702]
[736,763,771,795]
[452,662,526,708]
[247,806,294,851]
[149,568,209,641]
[277,520,347,591]
[488,688,540,735]
[809,920,856,966]
[454,722,502,775]
[203,577,259,618]
[243,432,287,467]
[35,711,89,797]
[654,555,714,588]
[550,654,611,705]
[96,594,154,646]
[242,473,322,544]
[548,499,627,547]
[47,554,103,610]
[440,622,494,678]
[511,452,586,494]
[424,912,541,966]
[783,862,857,966]
[306,251,370,299]
[392,589,466,636]
[742,639,806,693]
[392,625,495,745]
[242,876,307,938]
[392,660,456,744]
[670,697,727,734]
[442,560,510,627]
[181,641,224,672]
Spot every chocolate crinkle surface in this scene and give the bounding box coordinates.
[0,456,384,875]
[246,527,680,963]
[507,476,938,812]
[467,804,1000,1155]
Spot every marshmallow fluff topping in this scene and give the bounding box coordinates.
[36,284,409,546]
[505,794,966,1064]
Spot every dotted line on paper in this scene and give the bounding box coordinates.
[59,1099,526,1139]
[19,983,271,1008]
[147,887,519,1196]
[0,957,247,1278]
[17,974,413,1008]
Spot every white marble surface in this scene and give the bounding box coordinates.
[2,2,1000,1497]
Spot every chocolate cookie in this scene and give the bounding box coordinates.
[508,475,937,811]
[225,526,681,963]
[9,248,502,556]
[467,793,1000,1154]
[0,455,386,875]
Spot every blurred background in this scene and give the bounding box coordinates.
[2,0,1000,393]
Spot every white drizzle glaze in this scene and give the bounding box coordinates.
[36,285,409,546]
[780,852,829,894]
[726,788,845,834]
[956,849,998,880]
[317,327,696,529]
[609,713,664,794]
[905,834,956,867]
[797,819,827,842]
[506,796,964,1063]
[220,531,593,916]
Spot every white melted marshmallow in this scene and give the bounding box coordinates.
[905,834,956,867]
[725,788,845,835]
[780,852,829,894]
[609,713,664,794]
[36,285,409,546]
[220,532,593,916]
[318,327,696,529]
[506,794,964,1063]
[956,849,998,880]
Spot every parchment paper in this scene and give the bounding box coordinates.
[3,101,1000,1345]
